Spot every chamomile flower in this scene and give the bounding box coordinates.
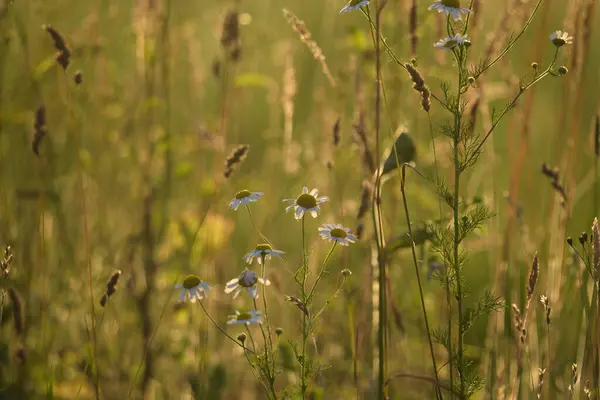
[428,0,471,21]
[434,34,468,50]
[339,0,369,14]
[174,275,211,303]
[224,268,271,299]
[243,244,285,264]
[283,187,329,220]
[228,190,263,211]
[318,223,358,246]
[227,309,263,325]
[549,31,573,47]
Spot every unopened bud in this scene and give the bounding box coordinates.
[237,333,247,343]
[557,66,568,76]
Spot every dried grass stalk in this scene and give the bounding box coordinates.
[282,8,336,88]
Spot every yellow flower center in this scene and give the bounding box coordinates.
[255,244,273,252]
[236,311,252,321]
[235,190,252,199]
[296,193,317,209]
[330,228,347,238]
[441,0,460,7]
[444,40,458,48]
[182,275,201,289]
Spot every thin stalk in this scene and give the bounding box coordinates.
[128,276,181,398]
[450,45,465,398]
[400,165,443,400]
[63,71,99,400]
[307,243,337,302]
[246,206,297,280]
[198,300,254,354]
[428,113,454,398]
[300,215,308,398]
[0,291,4,342]
[260,254,275,374]
[365,4,387,398]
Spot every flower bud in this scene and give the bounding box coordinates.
[341,269,352,277]
[557,66,568,76]
[275,327,284,336]
[567,237,573,246]
[237,332,247,343]
[531,62,538,70]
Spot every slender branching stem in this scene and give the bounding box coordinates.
[307,243,337,303]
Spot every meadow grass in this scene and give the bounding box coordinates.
[0,0,600,399]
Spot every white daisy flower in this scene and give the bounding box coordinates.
[224,268,271,299]
[227,309,263,325]
[243,244,285,264]
[174,275,211,303]
[282,187,329,220]
[318,223,358,246]
[228,190,263,211]
[339,0,369,14]
[428,0,471,21]
[549,30,573,47]
[434,34,468,50]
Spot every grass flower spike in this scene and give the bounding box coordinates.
[228,190,263,211]
[549,30,573,47]
[318,223,357,246]
[339,0,369,14]
[283,187,329,219]
[225,268,271,299]
[434,34,468,50]
[244,244,285,264]
[428,0,471,21]
[227,309,263,325]
[174,275,211,303]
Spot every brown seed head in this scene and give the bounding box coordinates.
[527,253,539,301]
[224,144,249,178]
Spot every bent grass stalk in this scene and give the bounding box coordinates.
[400,164,442,399]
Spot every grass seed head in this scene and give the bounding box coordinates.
[32,105,47,157]
[224,144,249,178]
[527,253,539,301]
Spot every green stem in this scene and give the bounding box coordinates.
[301,215,308,398]
[450,46,465,398]
[198,300,255,355]
[307,243,337,303]
[400,165,443,400]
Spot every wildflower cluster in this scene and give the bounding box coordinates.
[174,187,355,399]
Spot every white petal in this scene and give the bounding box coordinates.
[302,187,309,194]
[317,196,329,204]
[258,277,271,286]
[232,287,241,299]
[295,207,305,220]
[248,286,258,298]
[173,284,183,289]
[310,188,318,197]
[282,198,295,203]
[178,289,187,302]
[285,204,296,213]
[310,209,318,218]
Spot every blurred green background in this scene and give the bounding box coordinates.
[0,0,599,398]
